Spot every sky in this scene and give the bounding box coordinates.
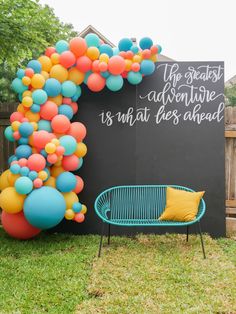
[39,0,236,81]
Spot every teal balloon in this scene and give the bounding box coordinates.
[20,166,30,176]
[10,164,20,174]
[11,78,28,94]
[24,187,66,229]
[72,202,82,213]
[38,119,52,132]
[85,33,100,47]
[8,155,18,164]
[15,177,33,195]
[4,126,15,142]
[40,149,48,158]
[19,122,34,137]
[56,172,76,192]
[55,40,69,53]
[59,105,73,120]
[27,60,42,73]
[71,85,82,101]
[157,45,162,54]
[99,44,113,57]
[17,69,25,79]
[84,71,92,85]
[140,60,155,76]
[59,135,77,156]
[31,104,41,113]
[106,75,123,91]
[18,138,29,145]
[61,81,76,97]
[28,171,38,180]
[32,89,48,105]
[139,37,153,50]
[131,45,139,54]
[44,78,61,97]
[112,47,120,55]
[15,144,32,159]
[118,38,133,52]
[77,158,83,170]
[127,71,142,85]
[101,71,110,79]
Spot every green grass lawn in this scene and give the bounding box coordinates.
[0,229,236,314]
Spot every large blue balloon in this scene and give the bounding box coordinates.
[99,44,113,57]
[11,78,28,94]
[38,119,52,132]
[118,38,133,52]
[4,126,15,142]
[24,187,66,229]
[44,78,61,97]
[56,172,77,192]
[61,81,77,97]
[59,105,73,120]
[85,33,100,47]
[27,60,42,73]
[59,135,77,156]
[19,122,34,137]
[139,37,153,50]
[15,145,32,159]
[140,60,155,76]
[106,75,123,92]
[32,89,48,105]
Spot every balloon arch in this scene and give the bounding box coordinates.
[0,33,161,239]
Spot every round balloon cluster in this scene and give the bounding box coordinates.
[0,33,161,239]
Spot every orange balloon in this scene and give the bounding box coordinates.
[38,55,52,72]
[31,74,45,89]
[48,94,63,106]
[25,111,40,122]
[87,47,100,60]
[50,64,68,83]
[87,73,105,92]
[8,173,20,186]
[51,53,60,64]
[69,37,87,57]
[50,165,64,177]
[68,68,85,85]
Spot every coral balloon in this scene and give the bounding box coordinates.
[51,114,70,133]
[59,51,76,69]
[69,37,87,57]
[87,73,105,92]
[40,101,58,120]
[76,56,92,73]
[62,155,79,171]
[108,56,126,75]
[66,122,86,141]
[74,213,85,223]
[33,130,52,148]
[74,175,84,194]
[0,187,25,213]
[27,154,46,172]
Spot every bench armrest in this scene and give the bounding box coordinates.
[94,189,111,222]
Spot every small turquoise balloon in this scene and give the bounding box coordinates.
[61,81,77,97]
[8,155,18,164]
[15,177,33,195]
[27,60,42,73]
[43,168,50,181]
[99,44,113,57]
[15,144,32,159]
[106,75,124,92]
[101,71,110,79]
[28,171,38,180]
[18,137,29,145]
[19,122,34,137]
[131,45,139,54]
[4,126,15,142]
[139,37,153,50]
[118,38,133,52]
[11,78,28,94]
[59,105,73,120]
[17,69,25,79]
[157,44,162,54]
[20,166,30,176]
[10,164,21,174]
[112,47,120,56]
[140,60,155,76]
[71,85,82,101]
[18,93,23,102]
[72,202,82,213]
[44,78,61,97]
[77,157,83,170]
[56,172,77,192]
[59,135,77,156]
[127,71,142,85]
[55,40,69,53]
[83,71,92,85]
[85,33,100,47]
[38,119,52,132]
[32,89,48,105]
[40,149,48,158]
[31,104,41,113]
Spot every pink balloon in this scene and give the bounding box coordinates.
[73,175,84,194]
[13,131,21,140]
[40,101,58,120]
[33,130,52,149]
[51,115,70,133]
[59,51,76,69]
[10,112,24,123]
[62,97,72,105]
[55,146,65,156]
[87,73,105,92]
[62,155,79,171]
[18,158,28,167]
[66,122,86,142]
[131,62,140,72]
[47,153,58,164]
[92,60,100,73]
[33,178,43,188]
[76,56,92,73]
[27,154,46,172]
[74,213,85,223]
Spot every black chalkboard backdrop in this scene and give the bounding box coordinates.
[54,62,225,237]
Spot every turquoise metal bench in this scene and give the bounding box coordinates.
[94,185,206,258]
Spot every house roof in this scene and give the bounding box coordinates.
[78,25,174,62]
[225,75,236,87]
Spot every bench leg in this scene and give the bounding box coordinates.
[186,226,189,242]
[98,222,105,258]
[198,221,206,259]
[108,224,111,245]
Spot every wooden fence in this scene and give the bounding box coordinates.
[1,104,236,234]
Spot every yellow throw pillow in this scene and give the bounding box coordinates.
[159,187,205,222]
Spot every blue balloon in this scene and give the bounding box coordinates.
[140,60,155,76]
[43,168,50,181]
[18,137,29,145]
[17,69,25,79]
[112,47,120,55]
[59,135,77,156]
[15,177,33,195]
[32,89,48,105]
[55,40,69,53]
[28,171,38,180]
[61,81,77,97]
[71,85,82,101]
[18,93,23,102]
[11,78,28,94]
[99,44,113,57]
[157,45,162,54]
[31,104,41,113]
[72,202,82,213]
[118,38,133,52]
[56,172,77,192]
[131,45,139,54]
[38,119,52,132]
[139,37,153,50]
[85,33,100,47]
[10,164,21,174]
[77,157,83,170]
[40,149,48,158]
[19,122,34,137]
[127,71,142,85]
[44,78,61,97]
[101,71,110,79]
[4,126,15,142]
[24,187,66,229]
[106,75,123,92]
[83,71,92,85]
[27,60,42,73]
[15,144,32,159]
[59,105,73,119]
[8,155,18,164]
[20,166,30,176]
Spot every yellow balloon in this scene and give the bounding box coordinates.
[45,143,56,154]
[7,173,20,186]
[0,187,25,213]
[54,159,62,167]
[81,204,87,214]
[50,166,64,177]
[65,209,75,220]
[22,96,33,108]
[48,94,63,106]
[133,55,142,63]
[62,192,79,209]
[51,138,60,146]
[22,76,31,86]
[0,170,10,191]
[25,111,40,122]
[51,53,60,65]
[38,171,48,181]
[22,90,32,98]
[99,53,109,63]
[150,54,157,62]
[87,47,100,60]
[38,55,52,72]
[75,142,87,158]
[31,74,45,89]
[125,60,132,71]
[31,122,38,131]
[44,176,56,188]
[68,68,85,85]
[41,71,50,80]
[50,64,68,83]
[12,121,21,131]
[17,103,28,114]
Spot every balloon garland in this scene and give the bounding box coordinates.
[0,34,161,239]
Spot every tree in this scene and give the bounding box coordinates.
[225,85,236,107]
[0,0,78,103]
